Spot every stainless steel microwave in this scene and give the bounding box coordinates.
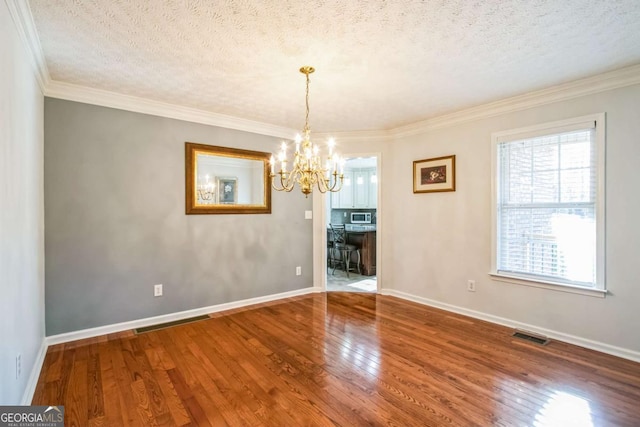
[351,212,372,224]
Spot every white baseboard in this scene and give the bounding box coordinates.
[23,286,318,405]
[46,287,319,346]
[33,285,637,405]
[20,338,48,405]
[380,288,640,363]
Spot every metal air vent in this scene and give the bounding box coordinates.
[512,330,550,345]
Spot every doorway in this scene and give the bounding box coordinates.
[325,155,379,293]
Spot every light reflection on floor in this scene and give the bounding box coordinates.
[497,374,595,426]
[338,335,381,377]
[533,391,594,427]
[325,294,381,378]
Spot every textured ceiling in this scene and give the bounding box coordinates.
[28,0,640,132]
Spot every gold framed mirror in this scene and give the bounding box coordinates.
[185,142,272,214]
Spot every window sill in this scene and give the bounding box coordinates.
[489,272,607,298]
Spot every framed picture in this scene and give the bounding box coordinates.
[413,155,456,193]
[216,176,238,204]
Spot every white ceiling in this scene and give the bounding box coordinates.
[27,0,640,133]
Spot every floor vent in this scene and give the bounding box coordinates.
[134,315,210,334]
[512,330,550,346]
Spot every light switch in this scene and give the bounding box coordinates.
[305,210,312,219]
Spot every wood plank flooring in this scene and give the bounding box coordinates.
[32,293,640,426]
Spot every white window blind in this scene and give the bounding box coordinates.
[496,123,600,288]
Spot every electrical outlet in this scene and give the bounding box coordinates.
[296,266,302,276]
[304,210,312,219]
[16,354,21,379]
[343,212,347,218]
[467,280,476,292]
[154,284,163,297]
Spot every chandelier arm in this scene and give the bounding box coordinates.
[278,174,289,191]
[271,172,292,192]
[310,171,326,194]
[324,174,334,191]
[319,171,331,193]
[325,179,335,192]
[317,174,327,192]
[326,174,344,193]
[281,172,296,192]
[271,179,285,192]
[325,172,338,193]
[280,178,296,192]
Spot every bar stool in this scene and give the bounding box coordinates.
[329,224,361,277]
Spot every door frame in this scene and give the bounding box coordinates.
[313,152,382,292]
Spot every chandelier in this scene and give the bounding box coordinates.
[270,66,344,197]
[197,174,216,204]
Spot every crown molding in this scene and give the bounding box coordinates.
[44,63,640,142]
[388,64,640,139]
[45,80,297,139]
[315,129,393,144]
[4,0,49,91]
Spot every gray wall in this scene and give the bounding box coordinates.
[1,2,45,404]
[45,99,312,335]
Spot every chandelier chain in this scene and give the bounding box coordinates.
[304,72,310,132]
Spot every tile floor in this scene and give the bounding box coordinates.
[326,269,377,292]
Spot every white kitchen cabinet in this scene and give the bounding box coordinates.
[368,169,378,208]
[332,168,377,209]
[353,170,369,208]
[332,170,353,208]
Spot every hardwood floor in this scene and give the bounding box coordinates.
[33,293,640,426]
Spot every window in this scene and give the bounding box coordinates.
[491,114,605,294]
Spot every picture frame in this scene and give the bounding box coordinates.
[413,155,456,193]
[216,176,238,204]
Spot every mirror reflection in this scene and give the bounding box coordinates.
[186,143,271,214]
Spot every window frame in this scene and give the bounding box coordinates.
[490,113,606,297]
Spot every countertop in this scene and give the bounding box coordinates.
[327,224,377,232]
